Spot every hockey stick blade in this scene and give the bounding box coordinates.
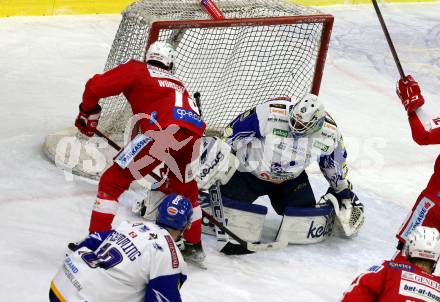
[202,209,288,254]
[220,241,254,255]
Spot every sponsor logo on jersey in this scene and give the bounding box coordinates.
[307,214,334,239]
[149,232,158,240]
[62,258,83,291]
[399,271,440,301]
[198,151,224,182]
[269,103,287,109]
[128,231,138,239]
[149,111,158,124]
[164,235,179,269]
[402,271,440,290]
[115,134,152,168]
[272,128,289,137]
[268,117,288,124]
[431,117,440,129]
[388,261,414,272]
[148,65,180,81]
[167,206,178,216]
[324,122,337,131]
[401,197,435,241]
[152,242,163,251]
[173,107,203,128]
[138,225,149,232]
[313,140,330,152]
[270,108,287,115]
[64,257,79,274]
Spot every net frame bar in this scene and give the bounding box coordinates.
[147,14,334,95]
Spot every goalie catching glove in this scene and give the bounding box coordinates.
[75,104,101,137]
[196,137,239,190]
[319,183,364,238]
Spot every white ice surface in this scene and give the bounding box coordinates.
[1,3,440,301]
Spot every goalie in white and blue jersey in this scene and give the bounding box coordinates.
[50,194,192,302]
[198,94,365,245]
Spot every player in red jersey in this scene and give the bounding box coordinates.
[342,226,440,302]
[74,41,206,263]
[394,75,440,258]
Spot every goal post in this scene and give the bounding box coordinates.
[43,0,334,180]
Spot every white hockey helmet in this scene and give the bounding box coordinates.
[289,93,326,137]
[145,41,176,69]
[406,226,440,263]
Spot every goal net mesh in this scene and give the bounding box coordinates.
[43,0,332,179]
[100,0,327,140]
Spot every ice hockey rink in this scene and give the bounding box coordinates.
[1,2,440,301]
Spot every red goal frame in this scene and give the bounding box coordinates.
[147,15,334,95]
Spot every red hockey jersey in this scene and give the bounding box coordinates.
[81,60,205,136]
[396,112,440,245]
[342,260,440,302]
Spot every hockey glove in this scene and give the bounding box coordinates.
[196,137,239,190]
[396,75,425,114]
[75,104,101,137]
[323,185,364,238]
[326,184,364,212]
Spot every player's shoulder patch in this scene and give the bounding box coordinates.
[324,113,337,126]
[367,264,383,273]
[387,261,414,272]
[239,107,256,121]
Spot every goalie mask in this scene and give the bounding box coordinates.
[145,41,176,69]
[289,93,325,137]
[405,226,440,264]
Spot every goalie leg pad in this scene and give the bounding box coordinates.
[275,204,335,244]
[201,193,267,243]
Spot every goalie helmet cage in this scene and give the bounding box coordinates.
[43,0,334,180]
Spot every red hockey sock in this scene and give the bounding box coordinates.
[183,219,202,244]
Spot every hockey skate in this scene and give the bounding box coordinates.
[181,242,207,269]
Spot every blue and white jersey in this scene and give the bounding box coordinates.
[51,221,186,302]
[224,99,349,190]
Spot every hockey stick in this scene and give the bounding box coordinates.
[94,129,287,254]
[208,181,229,242]
[200,0,225,20]
[202,209,288,254]
[371,0,406,79]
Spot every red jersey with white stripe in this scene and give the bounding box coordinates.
[82,60,205,136]
[396,110,440,245]
[342,260,440,302]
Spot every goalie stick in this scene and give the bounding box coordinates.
[94,129,287,254]
[208,183,229,243]
[371,0,406,79]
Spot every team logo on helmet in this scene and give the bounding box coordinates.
[167,206,178,216]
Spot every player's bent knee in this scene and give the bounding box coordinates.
[275,205,335,244]
[202,197,267,243]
